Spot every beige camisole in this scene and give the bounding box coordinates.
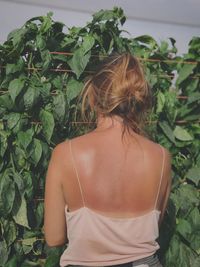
[60,141,165,267]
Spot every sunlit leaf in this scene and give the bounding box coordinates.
[173,126,193,141]
[13,196,30,229]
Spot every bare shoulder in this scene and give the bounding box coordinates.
[140,135,172,168]
[52,140,69,156]
[51,133,92,163]
[140,134,171,156]
[49,140,71,169]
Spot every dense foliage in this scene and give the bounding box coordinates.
[0,7,199,267]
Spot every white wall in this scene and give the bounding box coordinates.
[1,0,200,55]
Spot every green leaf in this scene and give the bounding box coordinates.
[186,167,200,186]
[173,126,193,141]
[171,184,199,214]
[134,35,157,47]
[36,34,46,50]
[14,172,24,193]
[156,91,165,113]
[40,82,51,100]
[67,78,83,103]
[0,170,15,217]
[159,121,176,144]
[1,219,17,246]
[191,257,200,267]
[17,128,34,150]
[68,49,91,78]
[13,195,30,229]
[41,49,52,71]
[189,208,200,230]
[22,237,36,254]
[0,94,14,110]
[44,247,63,267]
[177,218,192,239]
[23,172,33,200]
[35,202,44,227]
[92,7,125,25]
[40,12,53,34]
[31,138,43,165]
[186,78,199,93]
[24,86,40,110]
[4,256,18,267]
[6,58,24,75]
[82,35,95,54]
[176,64,197,85]
[187,92,200,104]
[0,130,8,157]
[39,109,55,143]
[53,91,67,123]
[14,146,27,169]
[8,78,25,102]
[0,240,10,265]
[6,112,21,130]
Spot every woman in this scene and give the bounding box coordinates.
[44,53,172,267]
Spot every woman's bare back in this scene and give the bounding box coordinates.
[61,121,171,221]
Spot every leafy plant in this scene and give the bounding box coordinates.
[0,7,199,267]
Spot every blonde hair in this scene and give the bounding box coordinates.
[80,53,152,136]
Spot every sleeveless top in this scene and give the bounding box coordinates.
[60,140,165,267]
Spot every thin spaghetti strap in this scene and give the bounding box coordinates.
[154,145,165,209]
[69,140,86,206]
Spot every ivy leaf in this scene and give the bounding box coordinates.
[22,237,37,254]
[6,58,24,75]
[187,92,200,104]
[39,109,55,143]
[24,86,40,110]
[92,7,125,25]
[6,113,21,130]
[1,219,17,247]
[159,121,176,144]
[30,138,43,165]
[0,94,14,110]
[177,218,192,240]
[17,128,34,150]
[189,208,200,231]
[0,130,8,158]
[186,167,200,186]
[173,126,193,141]
[67,78,83,103]
[0,240,10,266]
[23,172,33,201]
[53,91,67,123]
[40,12,53,34]
[36,34,46,50]
[0,170,15,217]
[8,78,25,102]
[45,247,64,267]
[156,91,165,113]
[82,35,95,54]
[68,49,91,79]
[13,195,30,229]
[186,79,199,93]
[41,49,52,71]
[134,35,157,47]
[176,64,197,85]
[4,256,18,267]
[92,9,118,22]
[40,82,51,100]
[35,202,44,227]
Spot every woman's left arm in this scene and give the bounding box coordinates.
[44,143,68,247]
